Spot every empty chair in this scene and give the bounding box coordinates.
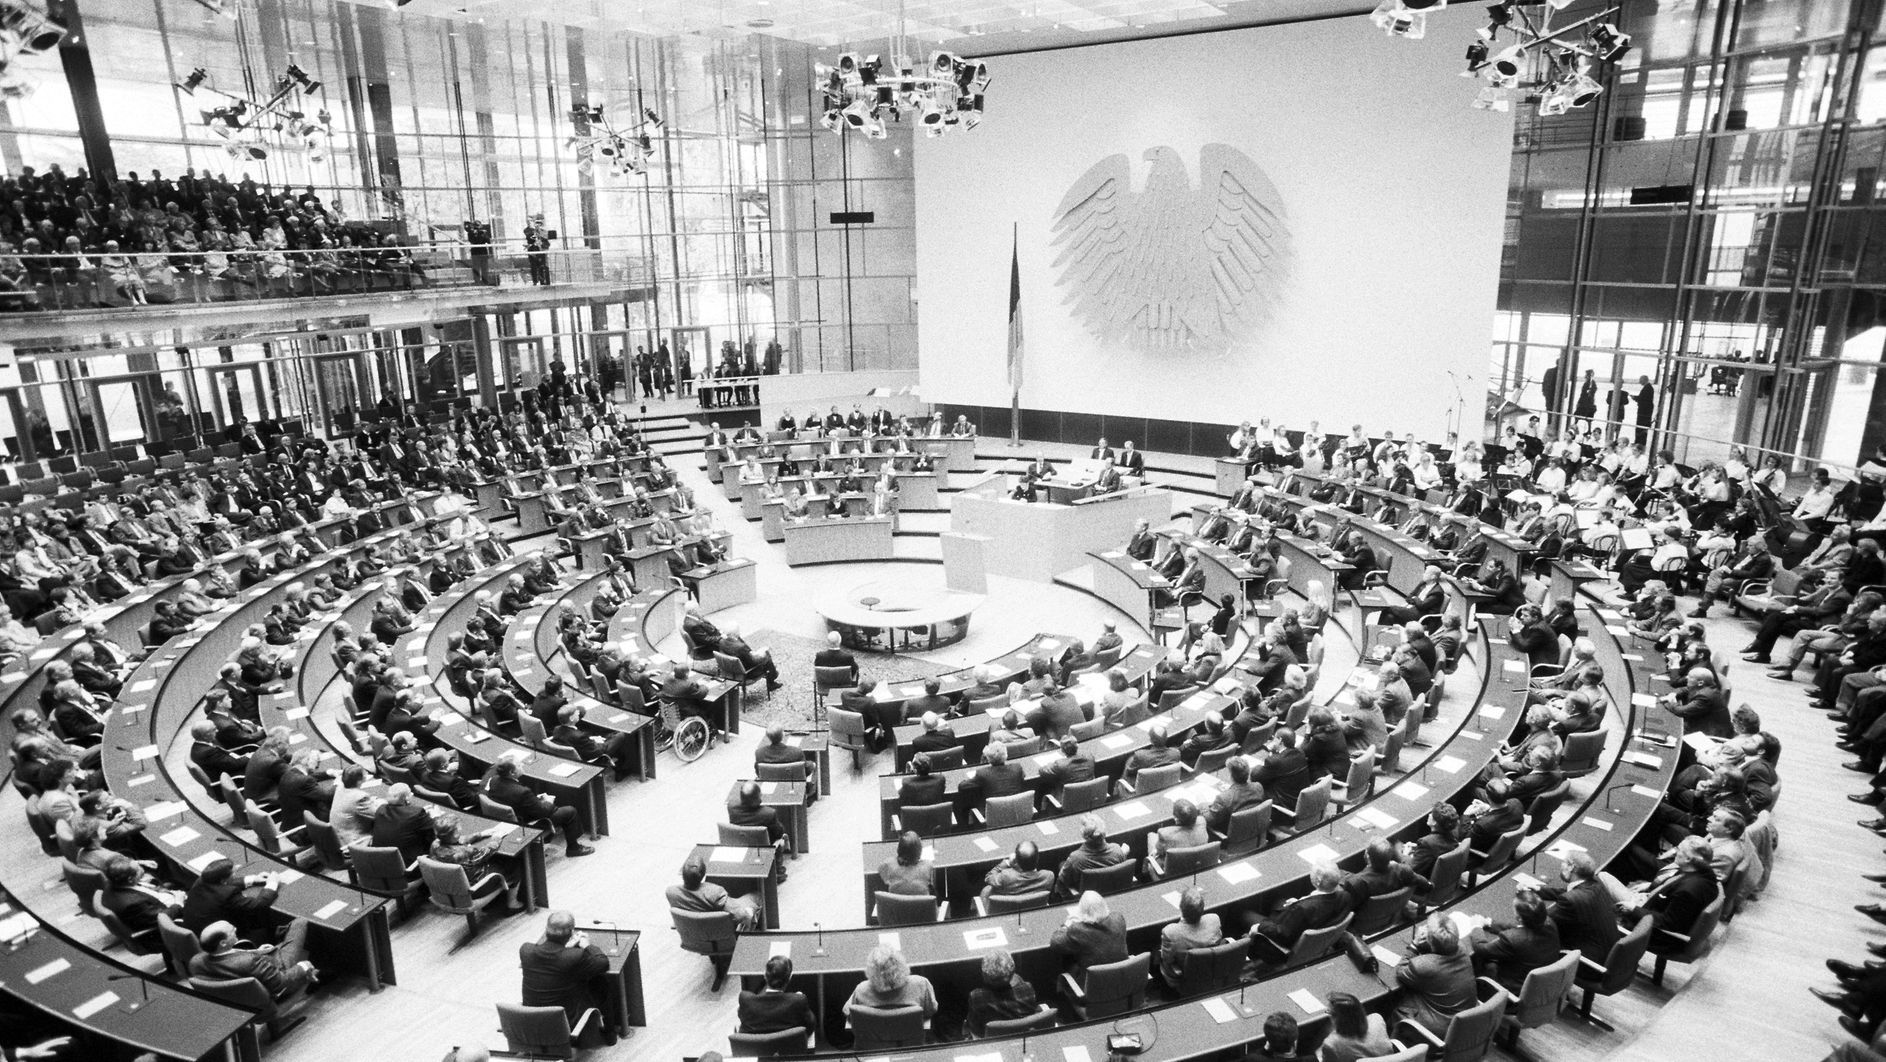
[1215,800,1273,857]
[1467,824,1526,884]
[849,1004,929,1050]
[348,843,424,917]
[496,1001,598,1060]
[417,856,509,944]
[1328,752,1375,810]
[814,664,857,707]
[1047,776,1111,814]
[1418,840,1473,913]
[156,912,201,974]
[672,908,737,991]
[1272,776,1331,839]
[60,859,103,917]
[717,823,771,847]
[1060,952,1151,1021]
[976,791,1036,828]
[1193,744,1237,775]
[828,706,871,771]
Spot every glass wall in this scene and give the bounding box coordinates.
[0,0,918,382]
[1491,0,1886,472]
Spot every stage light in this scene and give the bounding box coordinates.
[1588,23,1631,61]
[1465,40,1488,67]
[820,107,841,132]
[819,49,988,139]
[915,96,944,129]
[1485,2,1511,28]
[842,98,871,128]
[0,3,66,53]
[1370,0,1426,39]
[862,110,887,139]
[176,68,208,94]
[1489,44,1525,78]
[1564,70,1603,107]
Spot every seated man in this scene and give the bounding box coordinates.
[753,725,817,799]
[518,910,617,1047]
[728,780,791,881]
[1123,723,1182,783]
[1393,915,1479,1041]
[716,622,781,691]
[482,756,593,858]
[190,918,318,1004]
[666,854,759,931]
[982,840,1055,902]
[737,955,816,1048]
[1246,861,1355,968]
[1157,885,1226,990]
[1055,814,1131,899]
[551,704,635,782]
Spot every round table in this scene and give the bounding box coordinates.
[816,580,985,654]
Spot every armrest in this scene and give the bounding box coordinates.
[1395,1019,1444,1049]
[1475,976,1512,1005]
[1577,955,1605,975]
[1117,777,1138,795]
[970,808,985,825]
[1145,852,1166,878]
[1059,972,1086,1001]
[973,895,990,918]
[571,1008,601,1041]
[1652,926,1692,945]
[1043,793,1063,810]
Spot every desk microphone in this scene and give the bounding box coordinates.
[105,972,152,1012]
[595,919,620,956]
[812,922,825,957]
[1603,782,1635,813]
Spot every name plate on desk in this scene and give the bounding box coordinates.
[1099,733,1134,750]
[1434,755,1467,773]
[130,745,159,761]
[1201,996,1241,1024]
[1298,843,1338,865]
[972,836,999,853]
[1622,752,1662,769]
[1288,988,1327,1015]
[1392,781,1430,801]
[25,957,70,984]
[1217,861,1260,884]
[72,992,120,1019]
[314,899,349,920]
[1356,806,1397,830]
[964,927,1008,949]
[159,825,200,846]
[1035,820,1059,836]
[548,763,583,778]
[1112,801,1152,820]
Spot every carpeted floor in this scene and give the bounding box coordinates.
[737,628,951,731]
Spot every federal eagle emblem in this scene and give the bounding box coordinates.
[1049,144,1291,355]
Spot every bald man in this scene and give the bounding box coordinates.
[519,910,615,1045]
[754,725,817,799]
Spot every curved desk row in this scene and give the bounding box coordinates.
[704,432,975,480]
[781,515,895,566]
[408,555,610,836]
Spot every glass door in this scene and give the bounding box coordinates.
[197,363,271,436]
[84,373,165,449]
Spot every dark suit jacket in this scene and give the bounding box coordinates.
[1049,913,1129,975]
[1473,921,1562,990]
[1253,748,1311,807]
[1253,889,1354,951]
[370,802,437,862]
[519,938,609,1024]
[898,774,947,808]
[1543,878,1621,964]
[181,879,279,937]
[1644,869,1718,947]
[737,988,816,1039]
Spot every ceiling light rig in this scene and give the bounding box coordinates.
[815,0,990,139]
[566,104,665,178]
[0,0,67,101]
[1370,0,1630,114]
[178,63,330,163]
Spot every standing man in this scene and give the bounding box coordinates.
[1633,374,1656,446]
[523,216,552,287]
[518,910,616,1046]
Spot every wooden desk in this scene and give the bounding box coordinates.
[575,925,648,1035]
[726,779,811,854]
[782,515,894,565]
[687,558,758,614]
[1216,456,1249,495]
[1086,550,1165,633]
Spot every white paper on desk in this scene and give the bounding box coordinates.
[1100,733,1134,750]
[768,939,791,959]
[1393,781,1430,801]
[608,712,630,723]
[1630,693,1658,709]
[186,851,223,873]
[287,733,307,745]
[922,844,936,863]
[25,957,69,984]
[1513,873,1546,892]
[1357,806,1397,830]
[1161,890,1183,909]
[877,932,902,953]
[1288,988,1327,1015]
[1371,943,1403,969]
[760,781,779,796]
[144,801,184,822]
[129,679,156,694]
[1621,653,1645,663]
[1113,801,1152,820]
[964,927,1008,949]
[1582,816,1614,832]
[159,826,199,846]
[954,1053,1003,1062]
[130,745,159,761]
[1606,625,1630,637]
[314,899,348,920]
[1031,752,1057,767]
[1434,755,1467,774]
[1298,843,1338,865]
[127,774,154,788]
[1481,705,1506,720]
[72,991,119,1019]
[1063,1047,1094,1062]
[709,846,748,864]
[285,707,310,720]
[1597,609,1624,622]
[1622,752,1662,770]
[1500,659,1523,675]
[277,870,305,885]
[972,836,999,853]
[1201,996,1240,1024]
[1035,820,1059,836]
[1217,861,1260,885]
[1544,839,1587,862]
[1630,784,1661,800]
[547,762,585,779]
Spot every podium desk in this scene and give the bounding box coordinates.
[687,558,758,614]
[898,472,940,510]
[1043,478,1095,505]
[515,492,554,535]
[574,528,614,570]
[782,515,894,565]
[689,844,780,929]
[1216,457,1249,495]
[574,925,648,1034]
[1087,550,1164,633]
[725,779,811,854]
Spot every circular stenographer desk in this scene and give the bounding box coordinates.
[817,578,985,653]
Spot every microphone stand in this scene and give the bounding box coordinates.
[105,972,152,1013]
[812,921,825,958]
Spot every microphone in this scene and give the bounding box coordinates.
[105,972,152,1012]
[812,921,825,957]
[594,920,620,956]
[1604,782,1635,813]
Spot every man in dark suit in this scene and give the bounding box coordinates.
[717,622,781,690]
[551,704,634,782]
[1205,755,1267,834]
[737,955,816,1047]
[813,631,859,683]
[1036,736,1096,795]
[1463,796,1526,859]
[418,748,482,812]
[754,725,817,799]
[897,757,947,809]
[181,859,283,941]
[1055,815,1131,899]
[1125,519,1157,562]
[519,910,616,1046]
[190,918,317,1003]
[370,784,437,863]
[957,740,1028,821]
[1470,893,1563,993]
[1382,565,1448,625]
[728,781,791,879]
[187,720,249,794]
[484,757,593,857]
[1341,839,1430,905]
[1664,668,1733,738]
[1118,441,1146,478]
[1252,729,1312,808]
[908,712,958,759]
[1247,861,1355,967]
[276,750,336,826]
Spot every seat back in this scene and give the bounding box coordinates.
[518,714,549,749]
[496,1002,575,1060]
[1594,915,1654,996]
[729,1027,810,1057]
[983,791,1035,827]
[1164,841,1222,877]
[1222,800,1273,856]
[1132,762,1182,794]
[189,976,276,1020]
[918,746,964,771]
[348,844,414,893]
[814,665,856,696]
[1059,776,1112,813]
[1156,686,1198,711]
[1510,949,1580,1029]
[61,859,103,916]
[1174,936,1249,996]
[718,823,771,847]
[157,912,201,973]
[985,889,1050,914]
[828,706,869,751]
[1290,776,1332,828]
[966,693,1008,715]
[1112,694,1152,730]
[755,761,805,786]
[715,652,751,686]
[1669,896,1723,963]
[1558,729,1605,777]
[1424,840,1473,907]
[983,1006,1057,1036]
[1078,952,1151,1019]
[1338,752,1373,800]
[1525,779,1571,834]
[477,794,521,824]
[850,1004,928,1050]
[1079,859,1139,896]
[302,811,347,870]
[1193,744,1236,775]
[898,801,954,837]
[1437,992,1507,1062]
[874,890,940,926]
[1352,885,1414,935]
[1357,1046,1427,1062]
[1477,824,1526,872]
[417,856,477,912]
[1288,912,1354,966]
[671,908,737,956]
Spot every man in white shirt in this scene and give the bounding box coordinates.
[1794,467,1838,531]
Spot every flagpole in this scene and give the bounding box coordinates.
[1008,222,1021,450]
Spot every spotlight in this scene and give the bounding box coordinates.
[286,63,319,94]
[836,52,861,83]
[915,96,945,129]
[0,4,66,53]
[842,98,871,128]
[1465,40,1488,67]
[1564,71,1603,107]
[1544,0,1573,8]
[857,54,880,85]
[1485,2,1512,28]
[1370,0,1426,38]
[176,68,208,94]
[929,51,959,77]
[1588,23,1632,62]
[820,107,842,132]
[1490,45,1526,78]
[640,107,663,130]
[861,110,887,139]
